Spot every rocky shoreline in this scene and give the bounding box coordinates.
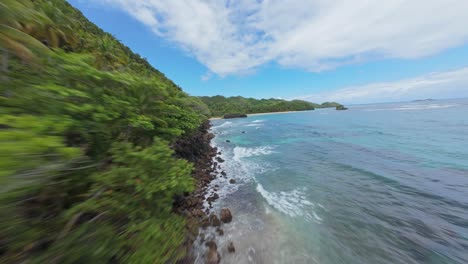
[173,120,234,264]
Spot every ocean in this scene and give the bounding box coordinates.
[197,98,468,264]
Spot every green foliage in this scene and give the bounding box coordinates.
[320,101,344,108]
[0,0,209,263]
[199,95,317,117]
[199,95,346,116]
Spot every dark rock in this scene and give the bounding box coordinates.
[207,193,219,203]
[216,156,224,163]
[223,113,247,119]
[226,140,231,143]
[336,105,348,110]
[186,217,199,237]
[206,248,221,264]
[209,214,221,227]
[191,209,204,218]
[227,241,235,253]
[241,131,245,133]
[205,240,217,250]
[220,171,226,176]
[216,228,224,236]
[200,217,210,229]
[229,179,236,184]
[220,208,232,223]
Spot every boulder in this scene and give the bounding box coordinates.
[207,193,219,203]
[229,179,236,184]
[216,228,224,236]
[209,214,221,227]
[200,217,210,229]
[205,241,221,264]
[205,240,217,250]
[220,208,232,223]
[206,248,221,264]
[227,241,235,253]
[226,140,231,143]
[220,171,227,176]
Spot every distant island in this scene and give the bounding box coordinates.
[199,95,346,117]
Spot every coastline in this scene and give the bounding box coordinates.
[209,109,314,120]
[172,120,234,263]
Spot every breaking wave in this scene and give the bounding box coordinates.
[233,146,275,162]
[256,184,320,222]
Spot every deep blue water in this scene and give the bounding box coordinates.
[201,99,468,264]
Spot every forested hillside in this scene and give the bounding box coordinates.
[0,0,210,262]
[199,96,318,117]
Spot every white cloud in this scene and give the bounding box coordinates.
[296,67,468,104]
[97,0,468,76]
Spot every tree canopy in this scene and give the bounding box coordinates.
[199,95,344,117]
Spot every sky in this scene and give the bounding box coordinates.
[68,0,468,104]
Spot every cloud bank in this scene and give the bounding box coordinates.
[297,67,468,104]
[96,0,468,76]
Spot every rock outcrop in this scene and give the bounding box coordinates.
[223,113,247,119]
[220,208,232,223]
[336,105,348,110]
[227,242,235,253]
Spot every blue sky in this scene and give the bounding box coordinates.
[69,0,468,104]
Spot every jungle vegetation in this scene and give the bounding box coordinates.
[199,95,344,117]
[0,0,209,262]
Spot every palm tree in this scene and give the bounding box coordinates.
[0,0,77,73]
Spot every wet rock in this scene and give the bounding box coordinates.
[200,217,210,229]
[207,193,219,203]
[209,214,221,227]
[191,209,204,218]
[216,228,224,236]
[220,208,232,223]
[241,131,245,133]
[205,240,217,250]
[229,179,236,184]
[226,140,231,143]
[227,241,235,253]
[220,171,226,176]
[206,248,221,264]
[216,156,225,163]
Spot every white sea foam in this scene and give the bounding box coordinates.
[246,123,263,127]
[212,121,233,129]
[252,120,264,123]
[233,146,275,162]
[256,184,318,221]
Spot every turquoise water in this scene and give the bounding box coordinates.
[204,99,468,264]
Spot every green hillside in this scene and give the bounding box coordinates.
[199,95,318,117]
[0,0,209,262]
